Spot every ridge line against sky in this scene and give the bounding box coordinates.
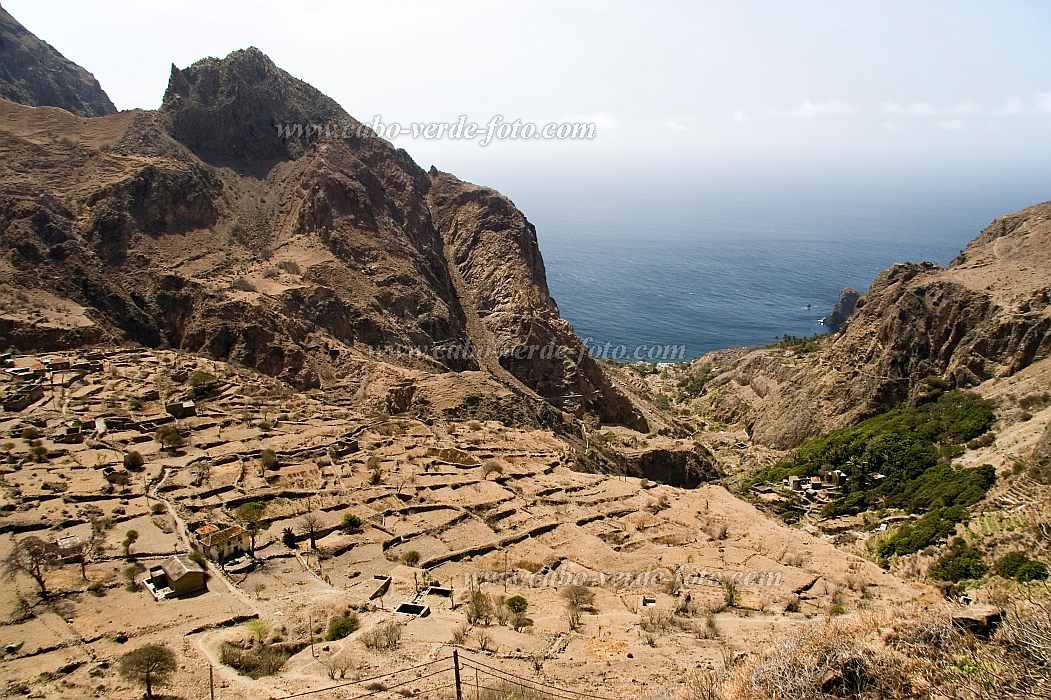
[6,0,1051,173]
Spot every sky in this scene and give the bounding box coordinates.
[8,1,1051,191]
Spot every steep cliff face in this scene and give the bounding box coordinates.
[694,201,1051,448]
[0,5,115,116]
[822,287,859,329]
[427,171,645,428]
[0,44,642,427]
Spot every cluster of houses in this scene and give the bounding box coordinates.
[140,523,251,602]
[784,469,849,500]
[1,353,102,411]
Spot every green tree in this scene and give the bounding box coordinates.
[155,426,184,452]
[236,501,267,557]
[119,644,176,698]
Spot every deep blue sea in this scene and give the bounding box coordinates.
[493,164,1051,361]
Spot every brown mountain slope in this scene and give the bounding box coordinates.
[690,201,1051,448]
[0,4,115,116]
[0,47,640,427]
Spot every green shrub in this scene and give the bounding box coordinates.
[1014,561,1049,583]
[189,370,217,387]
[124,451,144,470]
[995,552,1049,582]
[260,449,278,469]
[505,595,528,614]
[930,538,986,582]
[325,614,361,641]
[341,513,363,533]
[400,550,420,567]
[966,432,996,450]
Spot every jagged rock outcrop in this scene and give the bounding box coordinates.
[0,43,643,428]
[0,5,115,116]
[822,287,859,330]
[694,201,1051,448]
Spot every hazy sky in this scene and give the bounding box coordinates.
[8,1,1051,181]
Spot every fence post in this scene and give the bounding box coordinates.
[453,650,463,700]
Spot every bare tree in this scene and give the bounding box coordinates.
[300,511,323,550]
[5,536,58,597]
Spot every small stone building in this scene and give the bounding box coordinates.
[194,523,250,562]
[144,555,206,600]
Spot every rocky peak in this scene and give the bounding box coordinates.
[822,288,859,330]
[0,4,116,116]
[162,47,349,164]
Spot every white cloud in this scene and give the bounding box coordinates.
[948,101,982,115]
[564,112,619,128]
[787,99,857,118]
[731,110,748,123]
[1036,92,1051,113]
[993,96,1025,116]
[663,119,690,132]
[936,119,965,131]
[881,101,937,117]
[881,121,900,133]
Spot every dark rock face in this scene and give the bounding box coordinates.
[162,48,346,166]
[618,446,720,488]
[0,5,115,116]
[822,288,859,330]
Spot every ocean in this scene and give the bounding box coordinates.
[499,163,1051,361]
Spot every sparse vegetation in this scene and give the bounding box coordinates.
[679,363,714,397]
[360,621,402,650]
[400,550,421,567]
[123,450,144,470]
[220,642,292,678]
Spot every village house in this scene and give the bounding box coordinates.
[51,535,83,564]
[165,400,197,419]
[143,555,207,600]
[194,523,250,562]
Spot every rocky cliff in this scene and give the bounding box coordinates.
[692,201,1051,448]
[0,39,641,428]
[0,5,115,116]
[822,287,859,329]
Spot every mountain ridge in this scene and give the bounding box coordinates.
[0,4,116,116]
